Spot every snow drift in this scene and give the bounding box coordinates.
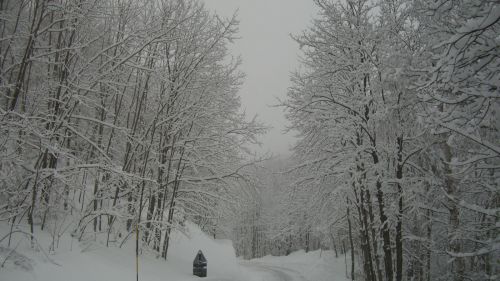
[0,222,246,281]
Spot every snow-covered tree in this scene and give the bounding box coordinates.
[0,0,265,262]
[281,0,499,280]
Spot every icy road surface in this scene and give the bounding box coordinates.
[201,261,309,281]
[236,250,350,281]
[242,262,308,281]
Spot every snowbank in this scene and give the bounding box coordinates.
[0,221,350,281]
[167,221,244,279]
[0,222,247,281]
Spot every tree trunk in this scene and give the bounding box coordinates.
[372,151,394,281]
[442,139,464,281]
[347,199,355,281]
[396,135,403,281]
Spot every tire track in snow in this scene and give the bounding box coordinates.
[241,262,308,281]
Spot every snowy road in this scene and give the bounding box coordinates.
[241,262,308,281]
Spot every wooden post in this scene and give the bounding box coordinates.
[136,224,139,281]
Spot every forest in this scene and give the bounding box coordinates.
[233,1,499,280]
[0,0,498,281]
[0,0,266,261]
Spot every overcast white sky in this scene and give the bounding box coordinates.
[202,0,318,156]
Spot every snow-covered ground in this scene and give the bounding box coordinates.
[0,222,349,281]
[244,250,350,281]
